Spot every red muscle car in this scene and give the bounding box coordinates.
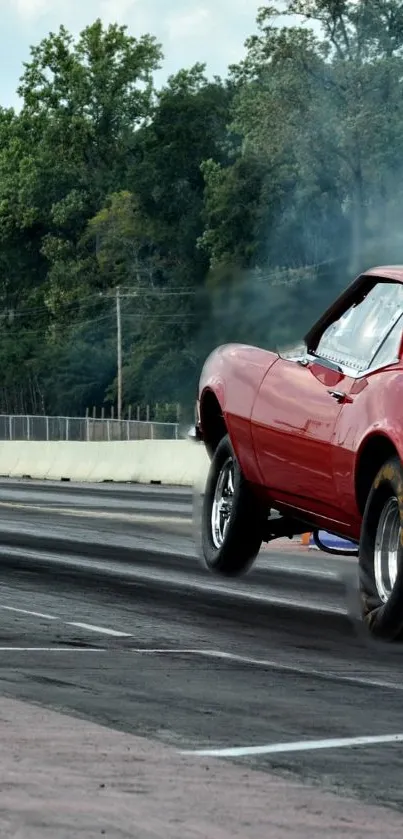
[193,266,403,641]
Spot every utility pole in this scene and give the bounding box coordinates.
[116,286,122,420]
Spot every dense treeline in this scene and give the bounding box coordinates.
[1,1,403,419]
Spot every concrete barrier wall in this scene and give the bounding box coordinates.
[0,441,210,487]
[0,440,355,550]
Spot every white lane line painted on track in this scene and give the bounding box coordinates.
[0,603,132,638]
[69,622,132,637]
[193,649,403,692]
[0,645,399,692]
[0,605,58,620]
[0,635,399,692]
[182,733,403,758]
[117,648,403,692]
[0,501,187,526]
[0,647,106,651]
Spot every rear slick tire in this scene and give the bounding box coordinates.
[201,433,265,577]
[359,456,403,641]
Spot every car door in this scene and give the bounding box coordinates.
[332,306,403,525]
[250,352,354,522]
[250,278,403,523]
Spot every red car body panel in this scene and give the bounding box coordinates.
[332,368,403,536]
[199,344,278,486]
[198,267,403,541]
[250,357,355,527]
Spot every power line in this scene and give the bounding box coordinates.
[0,252,348,321]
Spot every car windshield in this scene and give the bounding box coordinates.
[315,281,403,372]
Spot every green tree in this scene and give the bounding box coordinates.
[0,21,162,413]
[112,65,233,409]
[195,1,403,357]
[1,7,403,417]
[235,2,403,270]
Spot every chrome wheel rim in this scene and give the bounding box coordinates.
[374,497,401,603]
[211,457,234,549]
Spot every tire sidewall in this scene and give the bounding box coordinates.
[201,434,240,565]
[359,457,403,640]
[200,433,263,575]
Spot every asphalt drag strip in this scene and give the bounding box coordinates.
[0,481,402,835]
[0,557,403,812]
[2,693,403,839]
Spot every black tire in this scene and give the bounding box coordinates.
[359,456,403,641]
[201,433,266,577]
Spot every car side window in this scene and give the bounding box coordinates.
[314,281,403,373]
[369,313,403,369]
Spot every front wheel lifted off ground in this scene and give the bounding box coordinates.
[201,433,266,577]
[359,456,403,641]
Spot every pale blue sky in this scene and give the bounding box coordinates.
[0,0,266,108]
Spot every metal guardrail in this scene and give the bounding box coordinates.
[0,415,179,442]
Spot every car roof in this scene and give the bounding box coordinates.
[363,266,403,283]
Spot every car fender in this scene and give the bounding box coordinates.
[198,343,278,483]
[333,368,403,525]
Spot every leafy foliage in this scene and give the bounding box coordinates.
[1,4,403,417]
